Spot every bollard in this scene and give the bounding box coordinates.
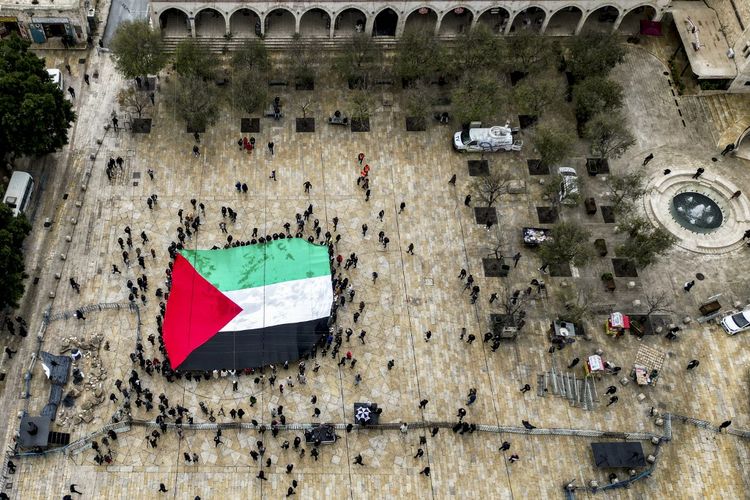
[70,218,77,225]
[54,273,61,280]
[65,235,72,242]
[75,201,82,208]
[60,254,66,260]
[683,316,692,324]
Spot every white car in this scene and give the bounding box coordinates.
[720,309,750,335]
[46,68,63,90]
[558,167,579,205]
[453,125,523,153]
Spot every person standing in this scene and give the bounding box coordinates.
[448,174,456,185]
[513,252,521,267]
[268,142,275,155]
[687,359,700,370]
[684,280,695,292]
[692,167,705,179]
[642,153,654,166]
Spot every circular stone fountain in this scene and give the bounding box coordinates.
[670,192,723,233]
[644,171,750,254]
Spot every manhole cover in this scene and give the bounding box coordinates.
[133,181,139,187]
[696,273,705,280]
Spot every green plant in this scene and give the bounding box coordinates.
[601,272,613,281]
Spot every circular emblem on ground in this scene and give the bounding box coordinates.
[644,172,750,254]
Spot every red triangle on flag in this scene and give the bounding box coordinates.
[163,254,242,369]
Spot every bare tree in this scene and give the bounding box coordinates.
[117,87,151,118]
[471,171,512,207]
[643,290,674,320]
[495,283,533,325]
[299,97,315,119]
[484,230,507,259]
[557,288,594,325]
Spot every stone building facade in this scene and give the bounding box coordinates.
[0,0,92,45]
[150,1,670,40]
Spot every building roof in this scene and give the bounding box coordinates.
[672,1,737,79]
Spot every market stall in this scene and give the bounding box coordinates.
[605,312,630,338]
[630,344,666,386]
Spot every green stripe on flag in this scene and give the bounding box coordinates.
[180,239,330,292]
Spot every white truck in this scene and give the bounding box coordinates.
[453,124,523,153]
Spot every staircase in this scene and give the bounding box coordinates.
[160,36,399,53]
[701,94,738,135]
[536,363,598,411]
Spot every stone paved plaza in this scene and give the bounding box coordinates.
[2,40,750,499]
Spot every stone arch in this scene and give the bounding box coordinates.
[264,7,297,38]
[581,5,621,33]
[229,7,261,38]
[545,5,584,36]
[333,6,368,37]
[300,7,332,37]
[404,7,438,34]
[476,7,510,35]
[194,8,226,37]
[439,6,475,36]
[509,6,547,34]
[158,7,191,37]
[372,6,399,37]
[617,4,657,33]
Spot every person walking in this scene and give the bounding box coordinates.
[303,181,312,193]
[419,466,430,476]
[353,454,364,465]
[464,195,472,206]
[193,145,200,157]
[158,483,168,493]
[642,153,654,166]
[719,420,732,432]
[687,359,700,370]
[508,454,519,463]
[67,86,75,99]
[684,280,695,292]
[362,224,368,237]
[499,441,511,452]
[692,167,705,179]
[268,142,275,155]
[520,384,531,393]
[399,202,406,213]
[407,243,414,255]
[606,396,619,407]
[605,386,617,395]
[731,190,742,200]
[567,357,580,369]
[512,252,522,267]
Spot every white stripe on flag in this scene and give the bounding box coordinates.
[219,275,332,332]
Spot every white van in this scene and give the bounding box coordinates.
[558,167,580,205]
[453,124,523,153]
[3,171,35,217]
[46,68,63,91]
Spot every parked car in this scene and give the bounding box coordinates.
[46,68,63,90]
[558,167,580,205]
[453,124,522,152]
[720,309,750,335]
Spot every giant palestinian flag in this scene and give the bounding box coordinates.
[163,239,332,371]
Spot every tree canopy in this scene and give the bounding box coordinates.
[538,221,593,267]
[451,70,508,125]
[567,33,625,81]
[573,76,624,127]
[0,203,32,310]
[0,34,75,161]
[168,74,220,131]
[110,20,167,79]
[333,33,382,88]
[174,39,218,80]
[393,28,444,84]
[534,121,575,168]
[616,216,676,268]
[584,112,635,160]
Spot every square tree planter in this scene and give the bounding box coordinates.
[612,258,638,278]
[536,206,559,224]
[131,118,152,134]
[585,158,610,176]
[351,118,370,132]
[405,117,426,132]
[295,118,315,133]
[295,78,315,91]
[518,115,538,129]
[601,206,616,223]
[549,261,572,277]
[474,207,497,225]
[186,124,206,134]
[468,160,489,176]
[527,159,549,175]
[241,118,260,133]
[483,258,510,277]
